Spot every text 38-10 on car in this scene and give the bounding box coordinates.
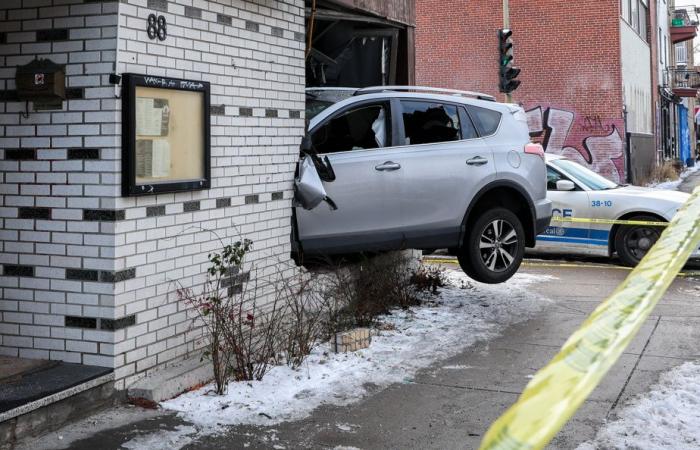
[531,154,700,266]
[293,86,552,284]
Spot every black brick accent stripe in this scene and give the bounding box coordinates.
[67,148,99,160]
[83,209,125,221]
[65,88,84,99]
[217,14,232,25]
[216,198,231,208]
[100,315,136,331]
[147,0,168,11]
[239,107,253,117]
[183,201,200,212]
[66,268,99,281]
[19,207,51,219]
[100,268,136,283]
[265,109,278,118]
[210,105,226,116]
[271,27,283,37]
[271,191,284,201]
[37,29,69,41]
[244,194,259,204]
[65,316,97,329]
[5,149,36,160]
[184,6,201,18]
[294,32,305,42]
[290,110,301,119]
[245,21,259,32]
[3,264,35,277]
[146,205,166,217]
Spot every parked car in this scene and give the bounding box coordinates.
[531,154,700,266]
[293,86,552,284]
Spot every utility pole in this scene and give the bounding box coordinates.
[503,0,512,103]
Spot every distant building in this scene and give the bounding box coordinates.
[415,0,698,183]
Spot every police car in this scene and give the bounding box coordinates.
[532,155,699,266]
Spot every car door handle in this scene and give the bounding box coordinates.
[466,156,489,166]
[375,161,401,171]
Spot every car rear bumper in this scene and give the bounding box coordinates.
[534,198,553,235]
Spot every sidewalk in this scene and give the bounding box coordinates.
[678,169,700,194]
[19,263,700,450]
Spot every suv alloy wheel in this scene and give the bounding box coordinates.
[458,208,525,284]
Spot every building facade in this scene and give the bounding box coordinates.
[415,0,697,183]
[0,0,306,390]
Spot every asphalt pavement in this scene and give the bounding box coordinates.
[21,257,700,450]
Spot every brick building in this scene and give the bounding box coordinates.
[0,0,306,391]
[415,0,696,183]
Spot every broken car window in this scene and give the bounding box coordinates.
[400,101,462,145]
[311,103,390,154]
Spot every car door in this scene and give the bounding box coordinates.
[535,165,594,254]
[394,99,496,248]
[295,99,404,254]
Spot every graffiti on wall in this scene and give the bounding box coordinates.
[526,106,625,184]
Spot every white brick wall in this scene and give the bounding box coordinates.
[1,0,305,390]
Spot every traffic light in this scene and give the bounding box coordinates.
[498,29,521,94]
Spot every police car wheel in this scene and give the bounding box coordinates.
[615,215,663,267]
[458,208,525,284]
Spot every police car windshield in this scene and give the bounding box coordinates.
[550,159,619,190]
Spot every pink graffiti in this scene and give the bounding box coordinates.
[526,106,625,183]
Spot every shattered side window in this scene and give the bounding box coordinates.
[400,101,462,145]
[311,103,391,154]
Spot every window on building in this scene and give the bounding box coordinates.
[400,101,463,145]
[622,0,630,24]
[639,1,648,41]
[623,0,649,42]
[311,103,391,154]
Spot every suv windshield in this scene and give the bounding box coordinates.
[550,158,618,190]
[305,88,356,121]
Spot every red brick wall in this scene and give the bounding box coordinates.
[416,0,628,182]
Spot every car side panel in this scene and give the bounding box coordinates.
[395,138,497,249]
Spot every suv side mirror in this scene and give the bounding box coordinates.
[556,180,576,191]
[300,135,312,153]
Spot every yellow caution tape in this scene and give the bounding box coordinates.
[550,216,669,227]
[479,186,700,450]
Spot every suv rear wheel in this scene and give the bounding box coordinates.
[458,208,525,284]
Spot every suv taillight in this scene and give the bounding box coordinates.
[524,143,545,159]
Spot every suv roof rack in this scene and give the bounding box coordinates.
[355,85,496,102]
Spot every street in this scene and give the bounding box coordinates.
[20,256,700,450]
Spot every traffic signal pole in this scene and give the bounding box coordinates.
[503,0,512,103]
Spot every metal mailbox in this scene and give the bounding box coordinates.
[15,59,66,101]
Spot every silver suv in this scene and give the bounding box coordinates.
[293,86,552,284]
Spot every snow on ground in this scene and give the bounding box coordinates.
[648,164,700,190]
[577,361,700,450]
[123,269,552,449]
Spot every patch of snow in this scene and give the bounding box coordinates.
[120,425,197,450]
[125,270,551,449]
[335,423,357,432]
[648,164,700,190]
[442,365,473,370]
[577,361,700,450]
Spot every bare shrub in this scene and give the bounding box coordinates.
[410,264,448,295]
[649,161,680,184]
[323,252,421,328]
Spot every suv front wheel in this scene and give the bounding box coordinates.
[458,208,525,284]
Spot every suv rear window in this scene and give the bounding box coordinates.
[467,105,502,136]
[400,101,461,145]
